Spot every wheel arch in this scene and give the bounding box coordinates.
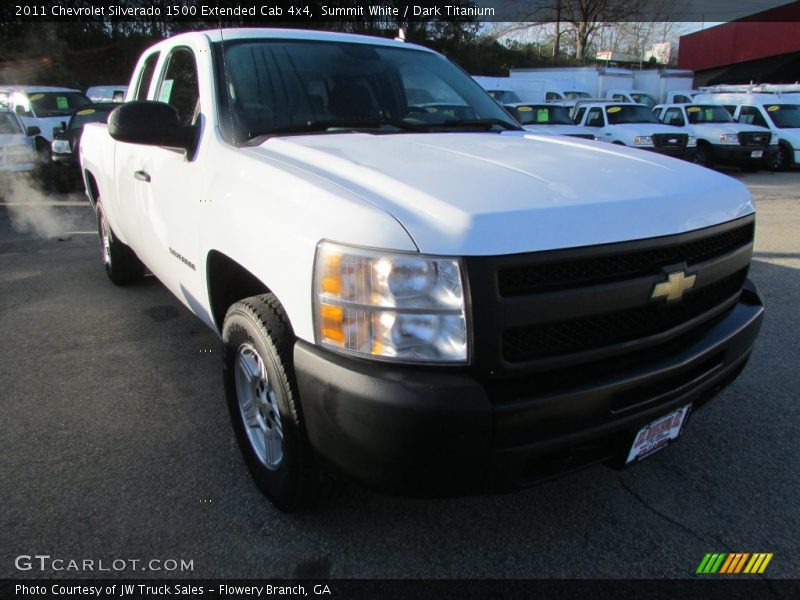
[778,138,794,163]
[84,170,100,207]
[207,250,273,334]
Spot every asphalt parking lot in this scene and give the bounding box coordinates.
[1,168,798,581]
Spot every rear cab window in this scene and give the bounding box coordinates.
[135,52,161,101]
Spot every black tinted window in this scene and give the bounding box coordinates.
[220,40,517,140]
[135,52,160,101]
[738,106,767,128]
[28,92,90,117]
[159,47,199,126]
[585,108,604,127]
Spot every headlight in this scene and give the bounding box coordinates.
[687,136,697,147]
[314,241,468,363]
[769,134,779,145]
[634,136,653,146]
[51,139,71,154]
[719,134,739,144]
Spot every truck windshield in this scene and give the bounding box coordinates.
[0,112,23,134]
[686,105,733,124]
[629,93,656,108]
[217,39,520,141]
[764,104,800,129]
[489,90,521,103]
[509,104,573,125]
[606,105,659,124]
[28,92,91,117]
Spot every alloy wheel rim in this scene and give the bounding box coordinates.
[100,215,111,266]
[234,343,284,470]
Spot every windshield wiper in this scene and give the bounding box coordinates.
[243,118,427,142]
[432,118,521,131]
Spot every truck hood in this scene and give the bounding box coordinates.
[0,133,31,147]
[24,115,68,141]
[523,124,591,137]
[613,123,689,136]
[246,132,753,256]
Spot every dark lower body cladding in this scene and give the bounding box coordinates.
[295,282,763,497]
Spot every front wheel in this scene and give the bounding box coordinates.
[693,143,714,168]
[96,204,145,285]
[767,144,792,171]
[222,294,323,512]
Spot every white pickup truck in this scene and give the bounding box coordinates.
[81,29,764,511]
[572,100,697,159]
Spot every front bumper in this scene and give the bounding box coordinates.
[711,144,776,165]
[644,146,695,160]
[295,281,764,496]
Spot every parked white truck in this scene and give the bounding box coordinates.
[81,29,763,511]
[653,103,776,169]
[694,92,800,171]
[0,85,91,162]
[572,100,696,159]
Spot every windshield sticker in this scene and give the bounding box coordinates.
[158,79,174,103]
[687,106,701,112]
[77,109,95,115]
[56,96,69,110]
[607,106,621,113]
[517,106,533,112]
[767,105,780,112]
[29,93,44,101]
[537,109,549,123]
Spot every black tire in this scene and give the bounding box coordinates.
[222,294,323,512]
[96,203,145,285]
[767,143,792,171]
[35,138,51,164]
[693,142,714,168]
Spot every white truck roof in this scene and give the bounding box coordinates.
[0,85,82,94]
[152,27,434,53]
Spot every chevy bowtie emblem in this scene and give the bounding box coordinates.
[651,271,696,301]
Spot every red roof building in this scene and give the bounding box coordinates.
[678,2,800,85]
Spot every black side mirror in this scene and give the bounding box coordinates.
[26,126,41,136]
[108,101,195,152]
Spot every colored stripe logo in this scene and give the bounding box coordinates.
[696,552,773,574]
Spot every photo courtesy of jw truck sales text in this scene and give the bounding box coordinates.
[79,27,763,511]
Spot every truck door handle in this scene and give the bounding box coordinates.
[134,170,151,183]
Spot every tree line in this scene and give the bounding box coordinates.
[0,1,688,88]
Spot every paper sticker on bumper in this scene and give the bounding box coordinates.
[626,404,691,463]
